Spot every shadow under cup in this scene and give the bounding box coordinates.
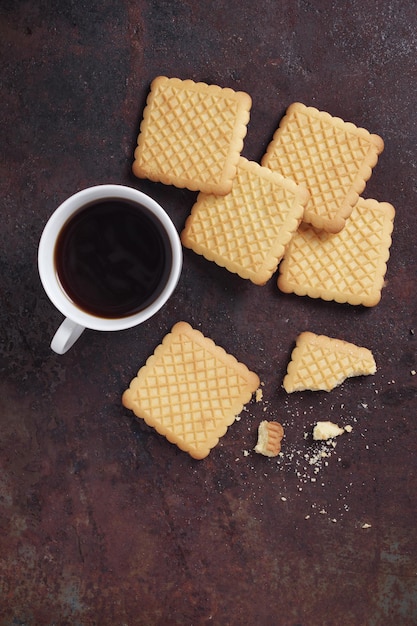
[38,185,183,344]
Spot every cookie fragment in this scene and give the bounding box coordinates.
[313,421,346,441]
[133,76,252,195]
[181,157,309,284]
[283,332,376,393]
[254,420,284,457]
[122,322,260,459]
[278,197,395,307]
[262,102,384,233]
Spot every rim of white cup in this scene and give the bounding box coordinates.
[38,184,183,331]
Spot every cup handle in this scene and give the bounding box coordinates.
[51,318,85,354]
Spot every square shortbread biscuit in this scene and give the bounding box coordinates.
[122,322,260,459]
[278,197,395,307]
[282,332,376,392]
[262,103,384,233]
[132,76,252,195]
[181,157,309,285]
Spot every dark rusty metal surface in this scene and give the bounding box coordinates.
[1,1,416,624]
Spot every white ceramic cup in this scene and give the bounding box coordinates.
[38,184,183,354]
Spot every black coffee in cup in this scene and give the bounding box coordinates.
[54,199,172,318]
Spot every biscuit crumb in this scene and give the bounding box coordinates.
[255,388,263,402]
[313,421,345,441]
[362,523,372,529]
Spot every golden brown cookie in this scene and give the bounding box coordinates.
[181,157,309,284]
[122,322,260,459]
[132,76,252,195]
[277,197,395,307]
[262,102,384,233]
[283,332,376,393]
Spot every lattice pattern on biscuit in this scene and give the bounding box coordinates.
[283,332,376,392]
[262,103,384,233]
[181,157,309,284]
[278,197,395,307]
[122,322,260,459]
[133,76,252,195]
[142,86,236,180]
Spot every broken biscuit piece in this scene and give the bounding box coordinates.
[313,421,346,441]
[254,420,284,457]
[283,332,376,392]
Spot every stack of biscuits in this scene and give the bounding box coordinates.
[133,76,395,305]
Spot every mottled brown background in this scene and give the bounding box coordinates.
[1,1,416,625]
